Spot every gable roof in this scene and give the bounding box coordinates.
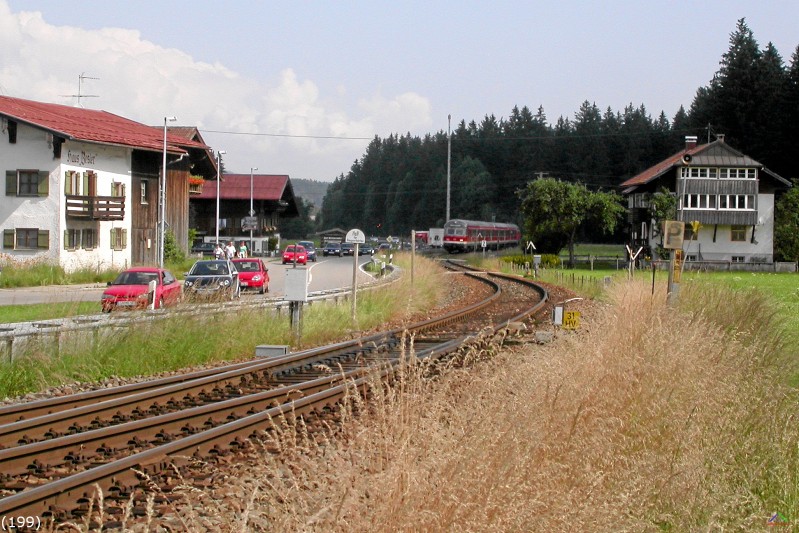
[620,138,790,192]
[0,95,208,155]
[197,174,292,201]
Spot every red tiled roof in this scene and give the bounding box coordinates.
[196,174,290,201]
[0,95,208,154]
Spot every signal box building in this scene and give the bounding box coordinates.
[0,95,215,272]
[621,135,791,264]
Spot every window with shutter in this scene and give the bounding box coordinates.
[111,228,126,251]
[38,171,49,196]
[37,230,49,249]
[82,229,96,250]
[6,171,16,196]
[3,229,14,249]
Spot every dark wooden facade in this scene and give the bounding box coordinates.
[130,151,195,265]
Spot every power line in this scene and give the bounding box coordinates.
[199,129,372,140]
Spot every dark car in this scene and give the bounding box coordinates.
[339,242,355,256]
[359,243,374,255]
[322,242,341,256]
[297,241,318,262]
[232,258,269,294]
[191,242,216,256]
[184,260,240,300]
[101,267,181,312]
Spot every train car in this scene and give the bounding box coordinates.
[442,219,521,253]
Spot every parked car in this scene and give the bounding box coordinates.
[339,242,355,256]
[101,267,181,312]
[359,243,375,255]
[297,241,318,262]
[183,259,240,300]
[282,244,308,265]
[322,242,341,256]
[190,242,216,256]
[232,258,269,294]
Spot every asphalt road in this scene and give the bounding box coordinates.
[0,254,381,307]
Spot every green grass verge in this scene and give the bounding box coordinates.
[0,254,442,398]
[0,302,99,323]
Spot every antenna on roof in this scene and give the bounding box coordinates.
[61,73,99,107]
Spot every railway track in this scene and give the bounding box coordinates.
[0,262,549,527]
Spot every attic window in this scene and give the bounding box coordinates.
[7,120,16,144]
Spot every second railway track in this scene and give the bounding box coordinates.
[0,261,550,526]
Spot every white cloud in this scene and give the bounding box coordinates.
[0,1,433,180]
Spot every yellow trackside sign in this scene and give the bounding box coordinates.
[563,311,580,330]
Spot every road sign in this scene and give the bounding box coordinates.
[481,240,487,248]
[526,241,536,250]
[346,228,365,244]
[663,220,685,249]
[242,216,257,231]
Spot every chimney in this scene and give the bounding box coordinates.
[716,134,725,143]
[685,136,698,150]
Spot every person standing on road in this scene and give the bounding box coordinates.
[214,243,224,260]
[238,241,248,258]
[225,241,236,260]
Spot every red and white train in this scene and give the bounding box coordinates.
[442,219,521,253]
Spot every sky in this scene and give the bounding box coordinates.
[1,1,797,182]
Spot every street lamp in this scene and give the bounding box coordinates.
[250,167,258,252]
[215,150,226,245]
[159,116,177,269]
[446,114,451,223]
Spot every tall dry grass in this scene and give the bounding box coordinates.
[150,278,799,532]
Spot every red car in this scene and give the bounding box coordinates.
[232,258,270,294]
[282,244,308,265]
[101,267,182,312]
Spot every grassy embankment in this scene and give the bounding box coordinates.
[137,272,797,531]
[0,255,443,399]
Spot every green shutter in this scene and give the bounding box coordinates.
[122,229,128,249]
[82,172,89,196]
[110,228,115,250]
[64,171,72,195]
[38,171,49,196]
[6,171,16,196]
[3,229,14,249]
[37,230,49,249]
[64,229,69,250]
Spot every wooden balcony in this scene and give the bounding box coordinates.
[66,195,125,221]
[189,183,203,194]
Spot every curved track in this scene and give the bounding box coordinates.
[0,262,548,525]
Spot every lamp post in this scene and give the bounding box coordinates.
[446,114,451,223]
[250,166,258,252]
[215,150,226,245]
[159,116,177,269]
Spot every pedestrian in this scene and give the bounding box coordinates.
[225,241,236,260]
[214,243,224,260]
[238,240,248,258]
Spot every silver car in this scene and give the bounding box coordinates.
[184,260,240,300]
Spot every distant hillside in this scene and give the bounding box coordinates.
[291,178,329,210]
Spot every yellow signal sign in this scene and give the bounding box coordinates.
[563,311,581,330]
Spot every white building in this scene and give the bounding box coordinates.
[1,95,214,272]
[621,135,791,264]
